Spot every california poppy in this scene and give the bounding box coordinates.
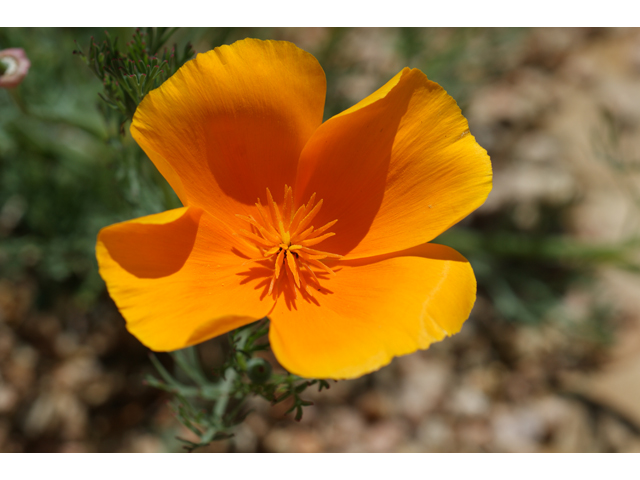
[96,39,492,379]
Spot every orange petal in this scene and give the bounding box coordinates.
[268,243,476,379]
[294,68,492,259]
[131,38,326,229]
[96,207,273,351]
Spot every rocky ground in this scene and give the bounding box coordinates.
[2,27,640,452]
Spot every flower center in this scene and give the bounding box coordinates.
[236,185,340,300]
[0,56,18,76]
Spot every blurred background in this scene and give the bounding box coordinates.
[2,27,640,452]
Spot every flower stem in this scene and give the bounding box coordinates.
[8,88,27,114]
[146,319,327,451]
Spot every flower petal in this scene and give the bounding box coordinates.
[294,68,492,259]
[96,207,273,351]
[268,243,476,379]
[131,38,326,227]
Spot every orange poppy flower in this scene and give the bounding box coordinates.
[96,39,492,379]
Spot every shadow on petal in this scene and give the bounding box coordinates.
[186,314,260,346]
[339,241,470,268]
[234,259,334,311]
[294,69,418,256]
[99,208,202,279]
[205,112,302,206]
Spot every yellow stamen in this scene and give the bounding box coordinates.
[283,185,293,227]
[300,232,335,247]
[236,187,341,299]
[292,199,323,238]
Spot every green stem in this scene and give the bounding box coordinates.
[213,367,237,421]
[147,319,319,451]
[8,88,27,115]
[173,348,210,386]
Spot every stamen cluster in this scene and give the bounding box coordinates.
[237,186,340,298]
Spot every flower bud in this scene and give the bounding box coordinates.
[0,48,31,88]
[246,358,272,384]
